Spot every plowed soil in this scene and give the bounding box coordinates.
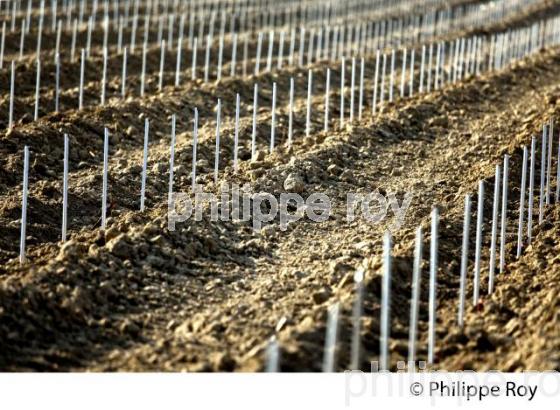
[1,1,560,372]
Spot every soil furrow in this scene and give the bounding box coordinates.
[1,44,559,371]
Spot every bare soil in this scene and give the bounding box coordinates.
[1,2,560,372]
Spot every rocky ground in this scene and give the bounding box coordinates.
[0,0,559,372]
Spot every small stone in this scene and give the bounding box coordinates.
[488,333,512,347]
[312,289,331,305]
[106,234,133,258]
[330,259,353,275]
[475,332,496,352]
[197,159,210,170]
[88,243,101,257]
[445,329,469,344]
[336,272,354,289]
[260,224,276,238]
[142,223,159,235]
[340,169,353,181]
[252,150,266,162]
[283,173,304,193]
[175,164,188,176]
[98,281,118,300]
[126,126,137,136]
[250,169,265,180]
[249,160,263,169]
[327,164,341,175]
[104,226,120,242]
[149,235,167,246]
[210,352,236,371]
[56,239,87,261]
[119,319,140,336]
[166,320,178,331]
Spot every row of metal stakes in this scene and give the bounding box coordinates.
[264,119,558,372]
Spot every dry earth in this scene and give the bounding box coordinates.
[1,0,559,372]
